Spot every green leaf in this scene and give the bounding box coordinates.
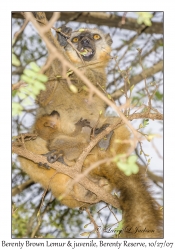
[137,12,153,26]
[18,91,27,99]
[12,38,16,46]
[29,62,40,72]
[145,134,157,142]
[117,155,139,176]
[27,85,40,96]
[23,68,37,78]
[12,102,23,116]
[32,80,46,91]
[139,123,143,129]
[114,220,124,235]
[84,223,91,228]
[12,90,17,97]
[130,85,134,92]
[22,98,33,106]
[21,87,36,99]
[80,49,88,55]
[155,91,163,101]
[67,69,74,76]
[69,84,78,93]
[113,154,125,163]
[143,119,149,127]
[36,73,48,83]
[128,155,137,164]
[80,232,91,237]
[12,53,21,66]
[23,68,48,83]
[21,74,34,84]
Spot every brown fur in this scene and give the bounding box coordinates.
[82,122,163,238]
[34,111,91,162]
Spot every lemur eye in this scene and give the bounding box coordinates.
[72,37,79,43]
[93,34,101,40]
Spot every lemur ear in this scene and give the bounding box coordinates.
[50,110,60,118]
[105,33,113,46]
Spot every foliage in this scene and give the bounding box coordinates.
[114,220,124,236]
[12,204,30,237]
[136,12,153,26]
[12,62,47,116]
[113,155,139,176]
[12,53,21,66]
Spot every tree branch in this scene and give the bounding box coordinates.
[111,60,163,99]
[128,112,163,121]
[12,12,163,34]
[12,179,34,196]
[12,144,120,209]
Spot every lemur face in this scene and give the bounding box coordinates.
[65,28,113,65]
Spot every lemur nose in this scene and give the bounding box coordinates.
[81,38,90,46]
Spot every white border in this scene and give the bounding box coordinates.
[1,1,174,248]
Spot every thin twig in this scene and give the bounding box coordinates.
[85,208,101,238]
[12,179,34,196]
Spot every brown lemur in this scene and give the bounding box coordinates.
[19,12,115,206]
[18,12,163,238]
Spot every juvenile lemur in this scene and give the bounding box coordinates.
[35,110,91,165]
[19,12,163,238]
